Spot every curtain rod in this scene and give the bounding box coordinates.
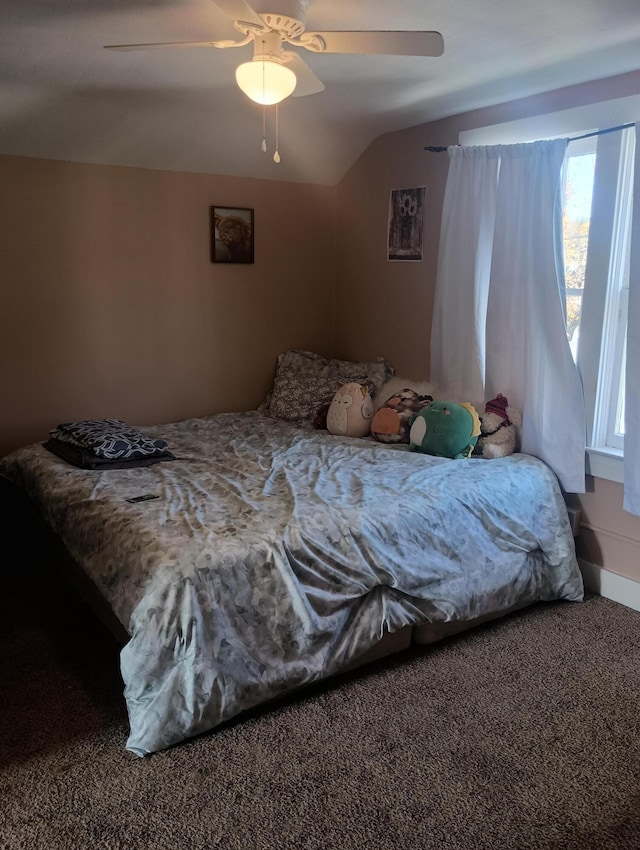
[424,121,635,152]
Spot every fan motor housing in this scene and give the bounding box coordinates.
[251,1,310,38]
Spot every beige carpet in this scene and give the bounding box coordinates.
[1,563,639,850]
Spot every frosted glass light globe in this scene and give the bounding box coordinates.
[235,59,297,106]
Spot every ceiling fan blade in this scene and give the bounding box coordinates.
[104,40,234,51]
[305,30,444,57]
[283,53,326,97]
[210,0,265,28]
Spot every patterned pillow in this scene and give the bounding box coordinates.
[258,350,330,413]
[265,349,395,420]
[275,349,332,378]
[331,356,394,396]
[269,369,339,421]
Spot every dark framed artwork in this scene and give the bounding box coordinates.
[387,187,426,261]
[210,206,254,264]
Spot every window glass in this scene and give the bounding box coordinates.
[562,149,595,358]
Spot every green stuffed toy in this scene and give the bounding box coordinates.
[408,400,481,459]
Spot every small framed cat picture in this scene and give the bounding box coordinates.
[211,206,255,264]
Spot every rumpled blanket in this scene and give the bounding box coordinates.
[0,411,583,756]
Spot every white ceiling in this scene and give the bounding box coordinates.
[1,0,640,185]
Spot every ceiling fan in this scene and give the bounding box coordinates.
[104,0,445,106]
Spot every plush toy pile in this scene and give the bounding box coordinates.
[322,374,520,463]
[475,393,521,459]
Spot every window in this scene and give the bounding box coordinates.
[563,127,634,455]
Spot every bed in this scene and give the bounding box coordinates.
[0,353,584,756]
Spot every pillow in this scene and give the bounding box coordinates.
[266,349,394,422]
[269,368,338,421]
[331,355,394,396]
[371,388,433,444]
[257,350,329,413]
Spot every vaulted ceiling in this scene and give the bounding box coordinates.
[1,0,640,185]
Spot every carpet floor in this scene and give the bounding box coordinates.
[1,566,639,850]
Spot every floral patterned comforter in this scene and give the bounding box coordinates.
[0,411,583,756]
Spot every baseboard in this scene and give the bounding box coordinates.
[579,558,640,613]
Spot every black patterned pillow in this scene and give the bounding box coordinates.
[50,419,170,460]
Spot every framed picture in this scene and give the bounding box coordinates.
[210,206,254,264]
[387,187,426,261]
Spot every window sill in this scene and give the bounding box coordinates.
[585,446,624,484]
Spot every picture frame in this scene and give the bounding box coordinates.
[387,187,426,262]
[210,206,254,264]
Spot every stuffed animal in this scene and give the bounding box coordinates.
[409,400,481,459]
[371,388,433,444]
[476,393,521,459]
[326,382,374,438]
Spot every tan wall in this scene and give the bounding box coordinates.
[334,69,640,584]
[0,155,336,456]
[575,479,640,584]
[332,122,449,379]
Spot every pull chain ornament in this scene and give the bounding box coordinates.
[273,102,281,163]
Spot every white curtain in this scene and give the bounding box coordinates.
[431,139,586,493]
[430,146,500,404]
[623,123,640,514]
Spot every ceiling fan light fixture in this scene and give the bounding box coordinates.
[235,58,297,106]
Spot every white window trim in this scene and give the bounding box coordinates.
[575,127,633,455]
[585,446,623,483]
[601,126,634,450]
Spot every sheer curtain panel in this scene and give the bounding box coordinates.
[431,140,586,493]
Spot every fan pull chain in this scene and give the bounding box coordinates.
[261,53,268,153]
[273,103,281,164]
